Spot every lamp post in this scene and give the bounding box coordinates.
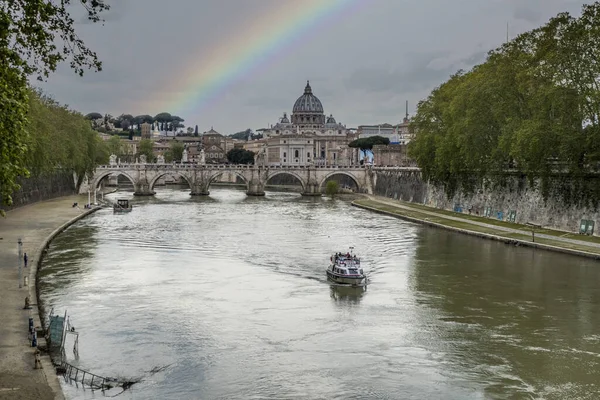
[87,190,91,206]
[18,238,22,289]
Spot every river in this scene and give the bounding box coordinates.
[39,187,600,399]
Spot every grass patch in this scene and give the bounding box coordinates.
[354,199,600,256]
[369,198,600,245]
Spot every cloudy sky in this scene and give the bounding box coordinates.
[39,0,588,134]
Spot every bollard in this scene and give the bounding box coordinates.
[31,331,37,347]
[34,350,42,369]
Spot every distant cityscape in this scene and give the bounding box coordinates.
[89,81,415,167]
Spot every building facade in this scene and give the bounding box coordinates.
[250,81,358,166]
[357,117,413,145]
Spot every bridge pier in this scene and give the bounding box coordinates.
[246,181,265,196]
[133,181,155,196]
[190,183,210,196]
[301,182,321,197]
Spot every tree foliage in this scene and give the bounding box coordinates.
[226,148,255,164]
[326,180,339,198]
[169,141,184,162]
[229,129,253,141]
[0,0,109,213]
[408,2,600,206]
[138,139,155,162]
[348,136,390,151]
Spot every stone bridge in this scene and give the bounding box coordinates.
[82,164,380,196]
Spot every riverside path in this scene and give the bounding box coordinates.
[354,196,600,259]
[0,194,96,400]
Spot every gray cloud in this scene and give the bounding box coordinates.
[38,0,590,133]
[343,50,488,95]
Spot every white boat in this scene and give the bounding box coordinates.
[326,247,366,286]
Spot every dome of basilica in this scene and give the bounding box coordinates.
[292,81,324,114]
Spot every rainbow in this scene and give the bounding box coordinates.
[160,0,363,119]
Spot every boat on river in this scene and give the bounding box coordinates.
[326,247,366,286]
[113,199,132,213]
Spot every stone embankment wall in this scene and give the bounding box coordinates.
[3,171,76,211]
[374,170,600,235]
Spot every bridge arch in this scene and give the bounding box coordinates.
[91,170,135,190]
[208,170,249,190]
[318,171,360,193]
[265,170,306,192]
[149,171,192,191]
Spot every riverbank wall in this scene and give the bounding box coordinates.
[3,171,76,212]
[32,205,102,399]
[373,170,600,236]
[352,199,600,261]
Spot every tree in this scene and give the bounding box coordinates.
[348,136,390,151]
[154,112,172,131]
[227,148,255,164]
[229,129,253,141]
[138,139,155,162]
[0,0,109,212]
[326,180,339,198]
[408,3,600,206]
[170,141,184,162]
[85,112,103,120]
[107,135,123,156]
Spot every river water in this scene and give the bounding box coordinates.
[39,188,600,400]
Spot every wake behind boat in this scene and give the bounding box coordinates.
[326,247,366,286]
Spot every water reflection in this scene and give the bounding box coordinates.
[410,228,600,398]
[329,285,366,304]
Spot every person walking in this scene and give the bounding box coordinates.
[23,252,28,268]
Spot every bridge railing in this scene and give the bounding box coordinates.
[95,163,376,170]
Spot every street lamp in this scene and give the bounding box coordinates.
[17,238,22,288]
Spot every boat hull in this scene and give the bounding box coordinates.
[326,270,365,286]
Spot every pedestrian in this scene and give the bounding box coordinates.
[24,252,28,268]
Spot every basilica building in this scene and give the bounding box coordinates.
[252,81,358,166]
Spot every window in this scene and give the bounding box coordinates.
[283,152,287,158]
[294,150,299,158]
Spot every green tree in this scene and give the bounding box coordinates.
[107,135,123,156]
[170,141,185,162]
[138,139,155,162]
[348,136,390,151]
[408,3,600,205]
[326,180,339,198]
[226,148,255,164]
[0,0,109,212]
[85,112,103,120]
[229,129,253,141]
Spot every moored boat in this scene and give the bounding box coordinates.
[326,247,366,286]
[113,199,133,213]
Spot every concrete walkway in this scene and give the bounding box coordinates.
[357,195,600,258]
[0,194,97,400]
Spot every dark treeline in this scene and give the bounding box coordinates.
[408,2,600,207]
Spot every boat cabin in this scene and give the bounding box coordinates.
[116,199,130,209]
